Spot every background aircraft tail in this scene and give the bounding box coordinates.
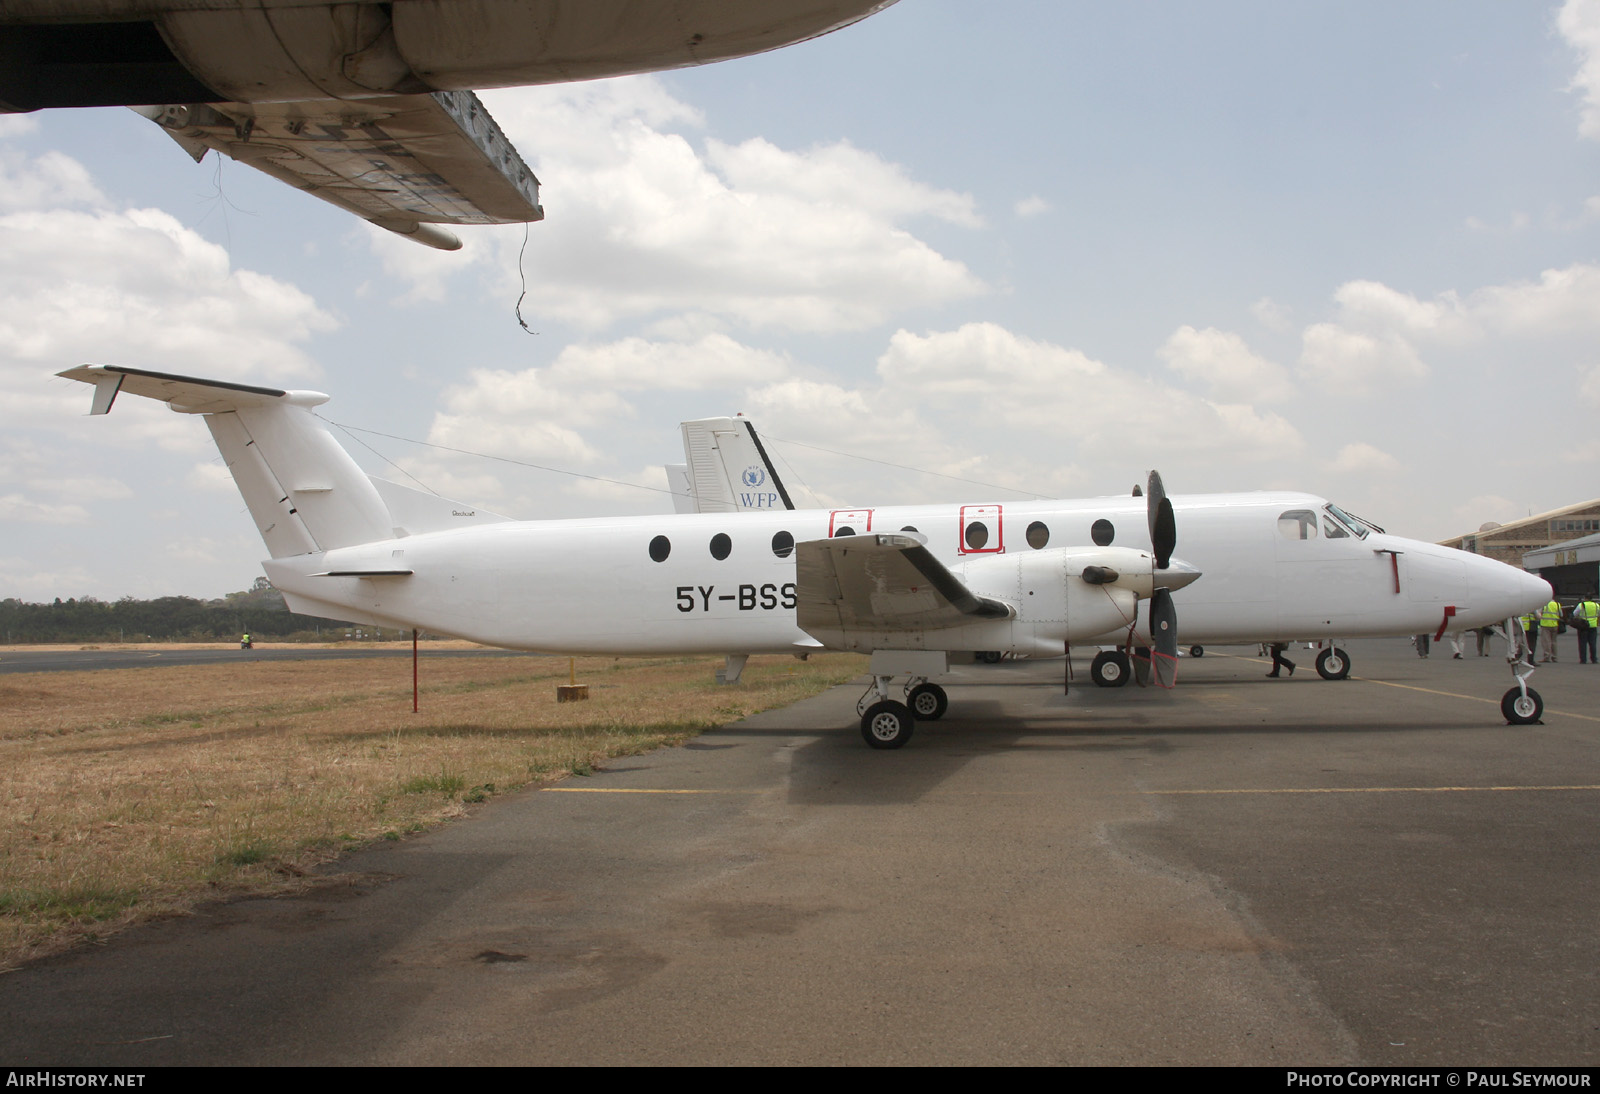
[677,415,794,513]
[59,365,505,558]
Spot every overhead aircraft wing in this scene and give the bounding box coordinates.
[135,89,542,251]
[796,533,1012,649]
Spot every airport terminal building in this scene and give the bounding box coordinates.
[1439,498,1600,596]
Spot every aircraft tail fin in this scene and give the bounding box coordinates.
[60,365,398,558]
[679,416,794,513]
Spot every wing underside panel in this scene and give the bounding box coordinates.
[137,89,542,246]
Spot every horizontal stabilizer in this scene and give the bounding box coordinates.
[58,364,312,415]
[60,364,395,558]
[315,569,414,578]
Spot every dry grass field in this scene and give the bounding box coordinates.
[0,650,865,969]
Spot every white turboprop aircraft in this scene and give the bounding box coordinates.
[60,365,1554,747]
[1,0,896,248]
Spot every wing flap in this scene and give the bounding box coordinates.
[796,533,1012,648]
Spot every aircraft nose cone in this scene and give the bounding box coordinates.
[1468,556,1552,622]
[1158,558,1202,591]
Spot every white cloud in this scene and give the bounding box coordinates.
[185,462,238,494]
[1250,297,1294,334]
[1559,0,1600,139]
[1468,263,1600,335]
[1580,362,1600,407]
[1330,442,1401,475]
[1013,195,1051,218]
[1298,323,1429,396]
[421,79,989,332]
[0,148,106,212]
[0,493,89,525]
[707,137,982,227]
[424,332,790,479]
[1158,325,1293,403]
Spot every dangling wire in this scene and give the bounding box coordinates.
[514,222,538,336]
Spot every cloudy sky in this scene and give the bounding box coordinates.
[6,1,1600,601]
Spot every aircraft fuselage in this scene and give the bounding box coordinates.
[261,493,1549,656]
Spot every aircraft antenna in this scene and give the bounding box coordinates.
[761,434,1053,500]
[326,420,679,500]
[514,222,538,336]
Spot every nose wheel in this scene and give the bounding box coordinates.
[1501,687,1544,725]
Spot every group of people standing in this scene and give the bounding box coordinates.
[1403,593,1600,665]
[1520,595,1600,665]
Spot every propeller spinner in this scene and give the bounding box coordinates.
[1147,470,1176,570]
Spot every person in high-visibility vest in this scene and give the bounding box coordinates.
[1540,598,1563,663]
[1522,610,1541,660]
[1573,593,1600,665]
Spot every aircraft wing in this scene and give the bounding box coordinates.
[795,533,1012,649]
[136,90,542,251]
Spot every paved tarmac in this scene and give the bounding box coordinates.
[1,638,1596,1066]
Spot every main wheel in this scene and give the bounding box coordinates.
[1315,648,1351,680]
[1189,645,1204,658]
[1090,650,1130,688]
[860,701,916,748]
[1501,686,1543,725]
[977,650,1003,664]
[907,683,949,721]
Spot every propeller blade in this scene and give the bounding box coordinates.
[1147,470,1175,570]
[1150,586,1178,688]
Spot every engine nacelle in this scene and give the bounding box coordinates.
[0,1,898,109]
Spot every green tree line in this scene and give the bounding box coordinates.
[0,578,378,643]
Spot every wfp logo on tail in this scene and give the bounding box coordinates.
[739,465,778,509]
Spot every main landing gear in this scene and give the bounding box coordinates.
[855,670,950,749]
[1315,646,1351,680]
[1090,649,1130,687]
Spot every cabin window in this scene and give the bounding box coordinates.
[835,526,856,537]
[1026,521,1050,549]
[710,533,732,560]
[1091,519,1114,546]
[901,526,919,534]
[959,504,1004,554]
[771,530,794,558]
[648,535,671,562]
[1278,510,1318,540]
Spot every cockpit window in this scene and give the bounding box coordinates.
[1325,503,1377,539]
[1322,513,1350,539]
[1278,510,1318,540]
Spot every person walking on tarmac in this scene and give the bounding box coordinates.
[1266,642,1295,677]
[1573,592,1599,665]
[1523,609,1541,661]
[1539,597,1563,663]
